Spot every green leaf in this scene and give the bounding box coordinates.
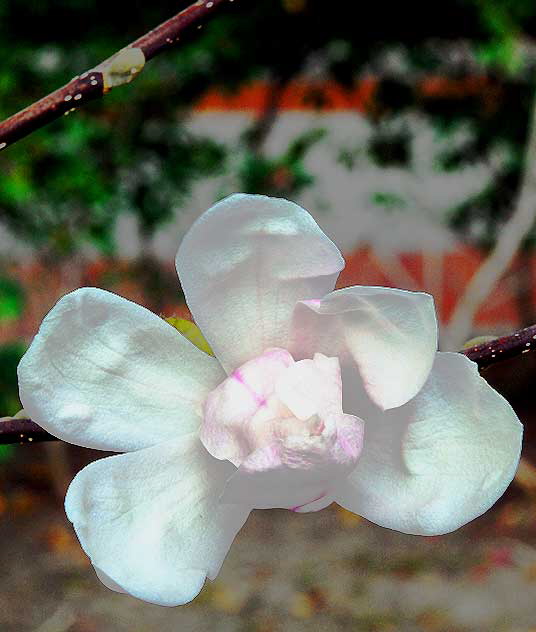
[0,277,25,323]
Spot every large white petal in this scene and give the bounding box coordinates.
[289,286,438,410]
[335,353,523,535]
[65,433,250,607]
[18,288,225,452]
[176,194,345,373]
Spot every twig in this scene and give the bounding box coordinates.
[462,323,536,368]
[444,88,536,350]
[0,0,236,151]
[0,418,56,444]
[1,323,535,445]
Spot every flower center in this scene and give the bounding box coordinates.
[200,348,365,512]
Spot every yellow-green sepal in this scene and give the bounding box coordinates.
[165,317,214,356]
[462,335,497,350]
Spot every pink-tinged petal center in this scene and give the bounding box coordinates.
[200,348,365,512]
[231,370,267,407]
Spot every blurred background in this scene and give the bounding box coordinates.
[2,0,536,630]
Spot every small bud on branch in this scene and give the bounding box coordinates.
[0,0,236,150]
[1,324,534,445]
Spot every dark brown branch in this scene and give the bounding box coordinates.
[461,323,536,368]
[2,323,536,445]
[0,0,236,151]
[0,418,56,445]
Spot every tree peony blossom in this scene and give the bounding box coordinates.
[17,194,523,606]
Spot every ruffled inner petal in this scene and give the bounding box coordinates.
[200,348,294,465]
[221,413,364,510]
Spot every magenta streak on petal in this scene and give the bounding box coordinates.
[232,369,267,407]
[289,492,326,512]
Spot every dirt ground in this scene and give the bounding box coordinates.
[1,443,536,632]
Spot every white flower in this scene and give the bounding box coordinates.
[18,194,523,607]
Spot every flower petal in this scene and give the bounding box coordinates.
[65,433,250,607]
[176,194,345,373]
[221,414,364,511]
[200,348,294,465]
[335,353,523,535]
[18,287,225,452]
[289,286,438,410]
[275,353,343,420]
[94,567,128,595]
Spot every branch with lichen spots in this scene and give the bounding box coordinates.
[2,323,535,445]
[0,0,236,151]
[0,416,56,445]
[461,323,536,368]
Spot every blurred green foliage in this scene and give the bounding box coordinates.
[1,0,536,254]
[0,276,25,323]
[238,129,326,197]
